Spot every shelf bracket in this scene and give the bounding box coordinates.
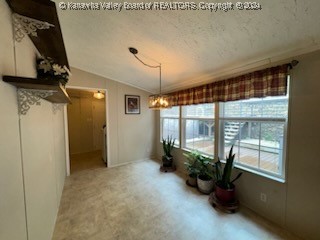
[52,103,65,114]
[17,89,55,115]
[12,13,55,42]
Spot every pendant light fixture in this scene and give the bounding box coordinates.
[93,91,104,99]
[129,47,171,110]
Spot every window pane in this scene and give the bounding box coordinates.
[223,96,288,118]
[238,122,259,169]
[161,118,179,145]
[184,119,214,156]
[182,103,214,118]
[222,121,284,175]
[223,121,242,149]
[260,122,284,174]
[160,106,179,118]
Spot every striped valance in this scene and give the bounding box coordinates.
[169,64,289,106]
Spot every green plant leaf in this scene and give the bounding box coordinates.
[220,145,241,189]
[231,172,243,184]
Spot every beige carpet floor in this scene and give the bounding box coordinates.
[52,159,301,240]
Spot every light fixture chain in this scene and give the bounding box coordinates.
[129,47,171,109]
[133,54,159,69]
[132,52,162,95]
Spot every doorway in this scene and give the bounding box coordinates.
[66,88,107,174]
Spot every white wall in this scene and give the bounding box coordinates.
[52,109,67,204]
[156,50,320,240]
[0,3,27,240]
[68,67,156,167]
[285,50,320,240]
[0,2,66,240]
[235,51,320,240]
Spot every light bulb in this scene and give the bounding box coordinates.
[93,91,104,99]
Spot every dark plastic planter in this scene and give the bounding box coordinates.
[162,156,173,167]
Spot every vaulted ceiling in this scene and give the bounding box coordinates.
[54,0,320,93]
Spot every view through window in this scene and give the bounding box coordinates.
[220,96,288,177]
[160,106,180,146]
[182,103,215,156]
[160,95,288,180]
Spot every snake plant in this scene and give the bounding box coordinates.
[215,145,242,189]
[162,136,175,158]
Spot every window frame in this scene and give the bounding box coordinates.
[160,107,180,147]
[218,114,287,181]
[159,93,289,183]
[181,104,215,157]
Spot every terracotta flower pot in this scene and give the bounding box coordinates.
[215,184,236,203]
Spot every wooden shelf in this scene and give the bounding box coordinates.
[6,0,69,68]
[3,75,71,104]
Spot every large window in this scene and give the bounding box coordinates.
[220,96,288,179]
[159,95,289,181]
[182,103,215,156]
[160,106,180,146]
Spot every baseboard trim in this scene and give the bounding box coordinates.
[108,158,151,168]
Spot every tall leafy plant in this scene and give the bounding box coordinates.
[183,151,200,177]
[215,146,242,189]
[197,154,214,180]
[162,136,175,158]
[184,151,214,180]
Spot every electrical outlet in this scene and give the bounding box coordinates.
[260,193,267,202]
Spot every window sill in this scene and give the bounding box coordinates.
[181,147,214,158]
[226,162,286,183]
[181,147,285,183]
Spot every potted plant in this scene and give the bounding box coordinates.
[36,56,71,86]
[196,154,215,194]
[183,151,200,187]
[162,136,175,168]
[215,146,242,203]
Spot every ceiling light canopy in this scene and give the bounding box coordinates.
[93,91,104,99]
[128,47,171,110]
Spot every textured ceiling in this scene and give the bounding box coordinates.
[54,0,320,93]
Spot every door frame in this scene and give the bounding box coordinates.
[63,86,110,176]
